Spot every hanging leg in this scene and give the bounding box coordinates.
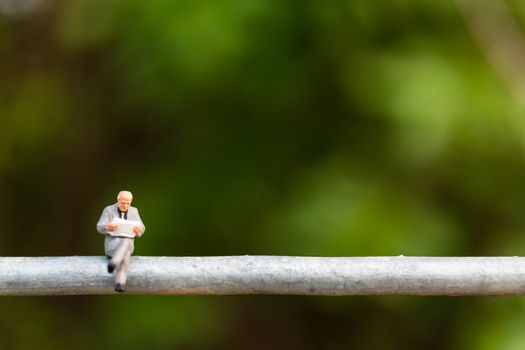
[113,239,134,293]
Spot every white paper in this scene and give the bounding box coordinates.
[109,217,142,238]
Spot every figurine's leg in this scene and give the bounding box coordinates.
[105,237,121,273]
[115,252,131,287]
[114,239,134,293]
[110,239,130,269]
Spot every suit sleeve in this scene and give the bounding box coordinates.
[132,208,146,237]
[96,207,111,235]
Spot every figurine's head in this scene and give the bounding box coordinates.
[117,191,133,212]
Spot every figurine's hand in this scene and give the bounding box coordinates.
[106,222,118,232]
[133,226,141,236]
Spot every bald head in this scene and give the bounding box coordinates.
[117,191,133,212]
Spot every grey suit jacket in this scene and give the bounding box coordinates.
[96,203,145,237]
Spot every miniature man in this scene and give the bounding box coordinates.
[96,190,145,293]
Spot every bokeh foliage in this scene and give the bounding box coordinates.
[2,0,525,349]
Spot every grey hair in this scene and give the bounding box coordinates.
[117,191,133,201]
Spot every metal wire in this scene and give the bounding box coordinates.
[2,256,525,296]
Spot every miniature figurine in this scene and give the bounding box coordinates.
[96,190,145,293]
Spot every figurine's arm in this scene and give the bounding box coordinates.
[96,207,112,235]
[131,208,146,237]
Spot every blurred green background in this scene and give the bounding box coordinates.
[2,0,525,349]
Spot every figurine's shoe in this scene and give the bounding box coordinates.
[114,284,125,293]
[107,263,116,273]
